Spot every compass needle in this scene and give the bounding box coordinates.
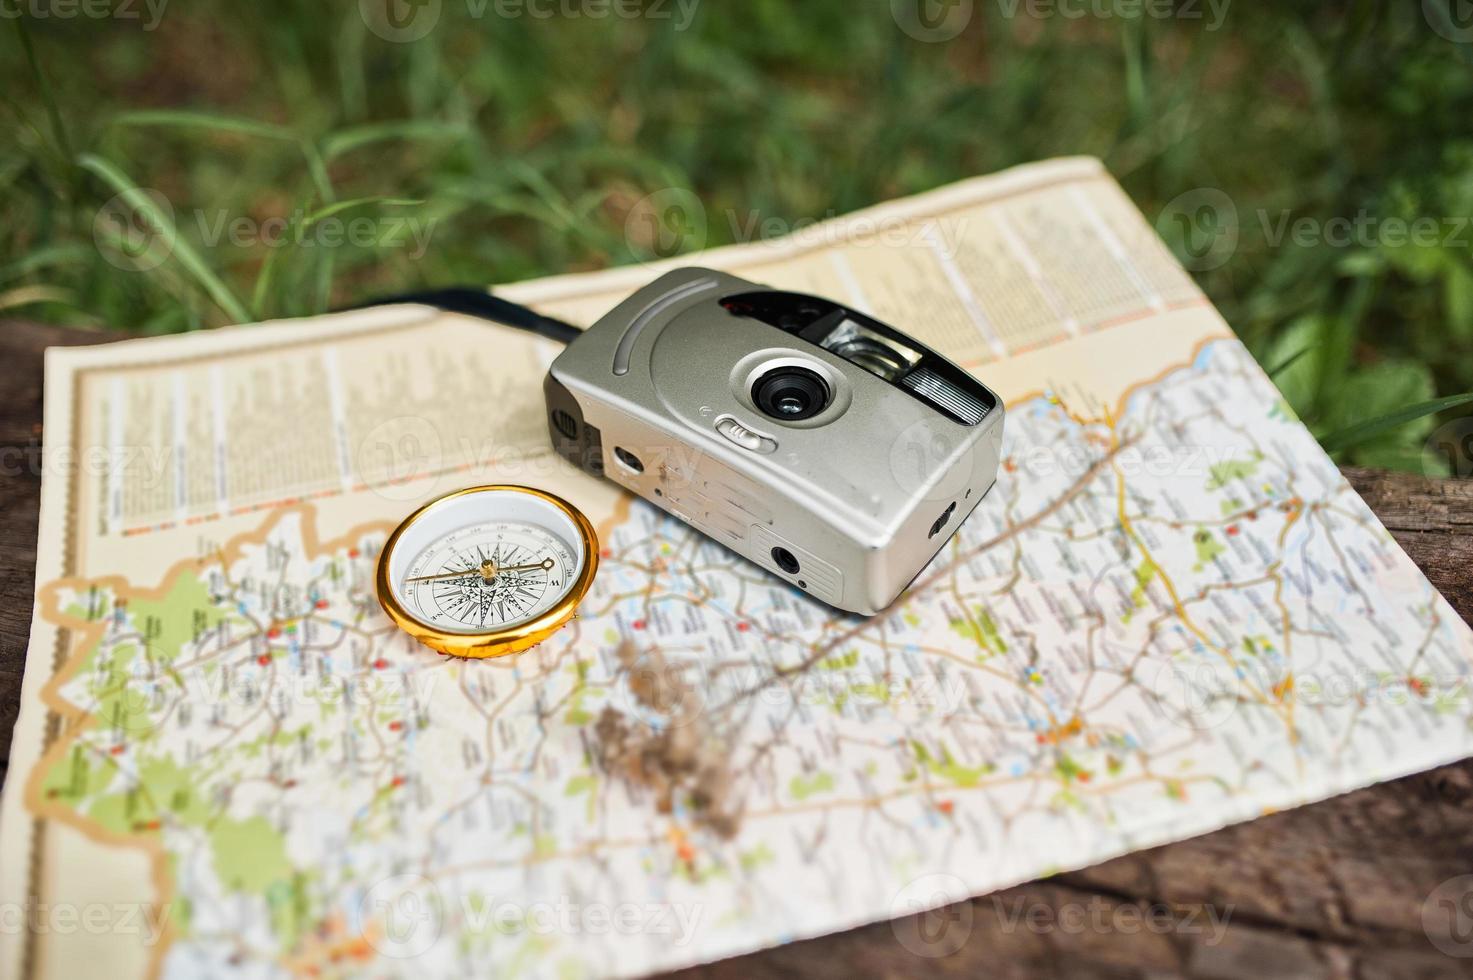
[377,486,599,659]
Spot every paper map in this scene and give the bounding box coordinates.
[3,157,1471,979]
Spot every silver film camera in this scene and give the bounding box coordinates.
[544,268,1005,615]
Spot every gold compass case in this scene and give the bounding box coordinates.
[375,485,600,659]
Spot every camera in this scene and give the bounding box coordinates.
[544,268,1005,615]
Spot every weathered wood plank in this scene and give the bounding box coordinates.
[0,321,115,789]
[1,322,1470,977]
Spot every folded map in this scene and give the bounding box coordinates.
[3,157,1471,979]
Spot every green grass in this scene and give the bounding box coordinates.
[3,0,1472,473]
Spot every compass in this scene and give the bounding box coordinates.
[375,485,599,659]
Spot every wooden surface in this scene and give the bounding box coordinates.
[2,322,1472,978]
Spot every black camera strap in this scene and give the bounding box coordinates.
[350,287,583,345]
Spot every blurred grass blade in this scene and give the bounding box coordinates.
[1266,344,1317,380]
[308,199,403,312]
[249,198,423,317]
[113,109,297,141]
[250,217,294,319]
[0,284,77,313]
[13,17,75,184]
[78,153,252,324]
[1320,393,1473,454]
[1,244,93,284]
[111,110,334,202]
[1121,19,1148,132]
[335,12,369,120]
[302,196,423,226]
[314,252,334,314]
[506,161,584,229]
[321,121,467,161]
[0,93,49,161]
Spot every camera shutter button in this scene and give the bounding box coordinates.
[715,417,777,454]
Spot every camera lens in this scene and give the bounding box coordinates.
[753,367,830,422]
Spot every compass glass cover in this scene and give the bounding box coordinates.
[395,520,579,635]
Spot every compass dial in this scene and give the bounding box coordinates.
[376,485,599,659]
[400,522,576,633]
